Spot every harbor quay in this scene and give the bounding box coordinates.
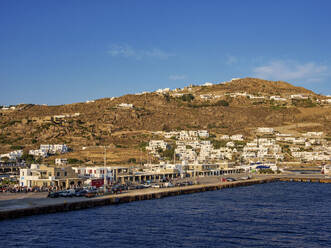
[1,174,331,221]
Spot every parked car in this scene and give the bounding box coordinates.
[135,185,145,190]
[128,185,137,190]
[59,189,75,197]
[75,190,88,197]
[164,182,174,188]
[48,192,60,198]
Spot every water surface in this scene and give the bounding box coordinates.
[0,182,330,247]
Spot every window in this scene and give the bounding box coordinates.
[57,172,60,177]
[64,172,67,176]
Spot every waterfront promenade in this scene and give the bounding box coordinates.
[0,173,330,221]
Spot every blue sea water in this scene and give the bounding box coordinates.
[0,182,331,248]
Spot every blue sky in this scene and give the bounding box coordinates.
[1,0,331,105]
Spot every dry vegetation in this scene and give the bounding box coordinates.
[0,78,330,164]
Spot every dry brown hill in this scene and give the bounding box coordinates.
[0,78,330,164]
[192,78,316,99]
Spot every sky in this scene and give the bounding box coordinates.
[1,0,331,105]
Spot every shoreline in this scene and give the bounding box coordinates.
[0,175,330,221]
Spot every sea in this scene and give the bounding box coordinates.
[0,181,331,248]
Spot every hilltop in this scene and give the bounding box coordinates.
[197,78,314,94]
[0,77,330,164]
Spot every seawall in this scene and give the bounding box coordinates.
[0,178,277,221]
[279,177,331,183]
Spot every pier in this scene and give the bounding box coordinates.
[279,177,331,183]
[0,175,330,221]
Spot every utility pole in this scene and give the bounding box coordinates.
[193,160,196,183]
[140,148,143,166]
[104,146,107,193]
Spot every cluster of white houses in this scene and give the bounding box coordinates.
[117,103,134,109]
[147,128,331,164]
[29,144,69,158]
[0,150,23,161]
[53,113,80,121]
[1,144,69,162]
[14,127,331,188]
[0,105,17,111]
[153,130,209,140]
[108,77,331,107]
[196,92,316,102]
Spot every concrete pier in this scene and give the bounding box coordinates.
[279,177,331,183]
[1,175,331,221]
[0,178,277,221]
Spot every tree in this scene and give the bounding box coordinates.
[128,158,137,163]
[164,94,171,102]
[1,157,9,163]
[21,153,36,164]
[160,147,175,160]
[139,142,148,151]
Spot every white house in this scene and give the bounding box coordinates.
[55,158,68,165]
[118,103,133,109]
[72,166,114,180]
[0,150,23,160]
[200,94,213,100]
[156,88,170,94]
[198,130,209,138]
[291,94,308,100]
[230,134,244,141]
[29,149,48,158]
[257,127,274,134]
[303,132,323,137]
[19,164,41,187]
[226,142,235,147]
[146,140,169,151]
[270,96,287,101]
[40,144,69,154]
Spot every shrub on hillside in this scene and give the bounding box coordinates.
[181,94,195,102]
[67,158,83,164]
[215,100,229,106]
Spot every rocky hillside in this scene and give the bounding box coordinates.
[0,78,330,164]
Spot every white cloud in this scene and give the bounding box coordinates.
[107,44,174,60]
[169,74,187,80]
[226,55,238,65]
[252,60,329,83]
[145,49,175,60]
[107,44,136,58]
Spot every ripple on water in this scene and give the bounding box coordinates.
[0,182,331,248]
